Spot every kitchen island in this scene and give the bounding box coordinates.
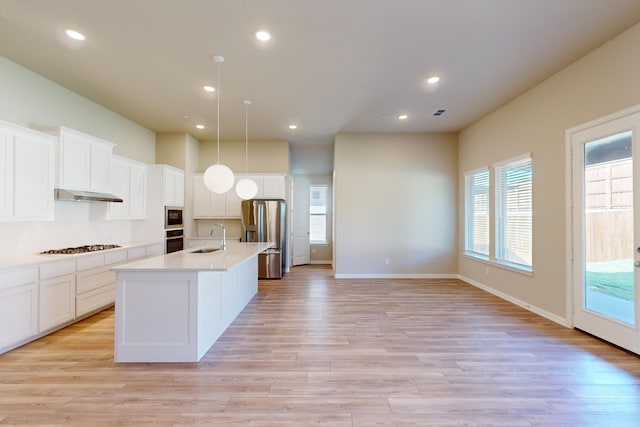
[111,242,272,362]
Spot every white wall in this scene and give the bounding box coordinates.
[334,133,458,277]
[458,22,640,319]
[0,57,157,258]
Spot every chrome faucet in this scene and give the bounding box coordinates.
[210,223,227,250]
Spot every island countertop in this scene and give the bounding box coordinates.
[111,241,273,272]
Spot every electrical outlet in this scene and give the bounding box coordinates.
[385,258,390,265]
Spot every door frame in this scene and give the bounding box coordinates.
[565,103,640,335]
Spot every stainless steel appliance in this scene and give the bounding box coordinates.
[241,199,286,279]
[165,228,184,253]
[164,206,183,229]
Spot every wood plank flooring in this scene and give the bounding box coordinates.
[1,265,640,426]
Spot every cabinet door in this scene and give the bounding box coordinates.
[164,169,177,205]
[39,274,75,332]
[262,176,286,198]
[193,175,211,218]
[90,142,112,192]
[108,158,130,219]
[210,192,226,217]
[60,131,91,190]
[129,162,146,219]
[226,183,242,217]
[174,171,185,206]
[0,129,14,218]
[0,268,38,350]
[13,132,55,220]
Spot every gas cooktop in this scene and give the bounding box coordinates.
[40,244,121,255]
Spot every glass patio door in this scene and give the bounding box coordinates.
[570,108,640,355]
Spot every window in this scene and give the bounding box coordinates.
[309,185,328,244]
[495,154,532,269]
[464,168,490,257]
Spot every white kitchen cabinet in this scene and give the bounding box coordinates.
[260,175,287,198]
[39,273,75,333]
[0,267,38,352]
[39,259,76,333]
[108,156,147,220]
[57,127,115,193]
[0,121,55,221]
[76,265,114,318]
[193,174,236,218]
[164,166,184,207]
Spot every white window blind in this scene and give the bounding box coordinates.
[464,169,490,257]
[495,155,532,269]
[309,185,328,244]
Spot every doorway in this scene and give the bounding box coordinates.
[569,105,640,354]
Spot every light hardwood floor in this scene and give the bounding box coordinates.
[1,265,639,426]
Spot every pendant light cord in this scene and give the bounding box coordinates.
[244,101,249,173]
[216,59,221,164]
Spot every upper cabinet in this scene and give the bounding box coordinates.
[193,173,286,219]
[163,166,184,207]
[108,156,147,220]
[56,127,115,193]
[147,164,185,208]
[0,121,55,221]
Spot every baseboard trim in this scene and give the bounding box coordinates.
[457,274,569,327]
[309,260,332,265]
[334,273,458,279]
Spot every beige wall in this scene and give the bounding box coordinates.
[0,57,155,163]
[458,22,640,319]
[156,133,188,169]
[334,133,458,277]
[199,139,289,173]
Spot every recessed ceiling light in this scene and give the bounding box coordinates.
[196,124,205,129]
[65,29,85,41]
[203,85,215,93]
[426,76,440,84]
[256,30,271,41]
[398,114,408,120]
[288,124,297,130]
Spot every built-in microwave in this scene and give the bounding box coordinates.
[164,206,184,230]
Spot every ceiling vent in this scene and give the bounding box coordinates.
[432,108,447,117]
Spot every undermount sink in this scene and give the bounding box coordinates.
[190,248,221,253]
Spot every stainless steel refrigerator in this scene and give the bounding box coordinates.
[240,199,287,279]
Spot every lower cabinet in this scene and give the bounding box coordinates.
[0,267,38,351]
[39,274,75,332]
[0,242,163,355]
[76,266,115,318]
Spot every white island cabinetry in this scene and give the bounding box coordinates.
[113,242,271,362]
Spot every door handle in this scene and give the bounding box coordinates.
[635,261,640,268]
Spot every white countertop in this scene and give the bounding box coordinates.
[0,241,162,270]
[111,241,273,272]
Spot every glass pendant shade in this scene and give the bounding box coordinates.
[204,163,234,194]
[236,177,258,200]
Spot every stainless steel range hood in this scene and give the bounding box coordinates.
[55,188,123,203]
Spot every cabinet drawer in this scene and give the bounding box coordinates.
[105,249,127,266]
[40,259,76,280]
[76,266,114,294]
[76,254,105,272]
[127,246,146,260]
[0,267,38,290]
[76,283,115,317]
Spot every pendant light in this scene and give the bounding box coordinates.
[236,100,258,199]
[203,55,234,194]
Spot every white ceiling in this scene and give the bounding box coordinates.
[1,0,640,146]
